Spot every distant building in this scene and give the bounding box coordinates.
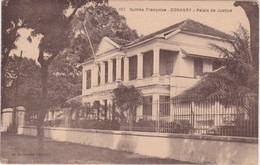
[80,19,230,119]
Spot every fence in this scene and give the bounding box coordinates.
[25,94,258,137]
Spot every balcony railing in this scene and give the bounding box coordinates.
[83,75,172,95]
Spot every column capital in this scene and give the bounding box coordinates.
[116,55,123,60]
[153,47,160,52]
[137,52,143,56]
[124,56,129,61]
[100,61,105,66]
[108,59,113,63]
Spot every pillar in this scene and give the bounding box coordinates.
[100,61,105,85]
[170,99,174,122]
[152,94,160,120]
[91,64,98,87]
[124,57,129,82]
[107,99,113,120]
[116,56,122,81]
[136,104,143,121]
[16,106,26,127]
[137,53,143,79]
[99,99,105,120]
[1,108,13,132]
[153,48,160,76]
[82,67,87,90]
[108,59,113,83]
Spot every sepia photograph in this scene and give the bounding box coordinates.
[1,0,259,164]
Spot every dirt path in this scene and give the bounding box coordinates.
[1,133,192,164]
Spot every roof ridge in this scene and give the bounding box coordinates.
[180,19,232,38]
[124,19,232,47]
[108,37,130,41]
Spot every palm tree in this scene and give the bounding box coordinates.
[176,25,257,99]
[173,26,258,136]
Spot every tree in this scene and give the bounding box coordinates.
[234,1,258,70]
[71,4,138,63]
[112,85,143,130]
[176,25,257,99]
[21,0,106,141]
[2,0,28,108]
[209,25,257,97]
[2,55,41,111]
[47,51,82,108]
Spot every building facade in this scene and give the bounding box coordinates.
[80,19,230,119]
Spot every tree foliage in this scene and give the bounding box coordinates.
[47,51,82,107]
[113,85,142,130]
[71,4,138,63]
[19,0,106,138]
[2,55,41,111]
[175,25,257,99]
[113,85,143,112]
[2,0,27,69]
[209,25,257,96]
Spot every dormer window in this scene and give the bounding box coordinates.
[194,58,203,78]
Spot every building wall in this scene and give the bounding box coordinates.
[18,126,258,164]
[168,32,227,49]
[82,32,223,109]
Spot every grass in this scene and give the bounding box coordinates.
[1,133,191,164]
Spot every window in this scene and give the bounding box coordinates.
[213,60,222,71]
[194,58,203,77]
[143,96,152,116]
[86,70,91,89]
[159,96,170,116]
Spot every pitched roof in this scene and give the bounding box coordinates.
[170,68,223,100]
[109,37,131,46]
[125,19,232,47]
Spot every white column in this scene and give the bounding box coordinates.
[153,48,160,76]
[152,94,160,120]
[91,65,98,87]
[82,67,87,91]
[100,62,105,85]
[124,57,129,82]
[136,104,143,122]
[107,99,113,120]
[116,56,122,81]
[108,59,113,83]
[137,53,143,79]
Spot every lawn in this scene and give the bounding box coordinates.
[1,133,191,164]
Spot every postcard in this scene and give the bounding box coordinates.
[1,0,258,164]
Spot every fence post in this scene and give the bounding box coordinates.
[191,100,195,133]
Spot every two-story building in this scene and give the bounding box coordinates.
[80,19,230,120]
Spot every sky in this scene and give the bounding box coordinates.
[12,0,249,60]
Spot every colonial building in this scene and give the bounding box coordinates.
[80,19,230,119]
